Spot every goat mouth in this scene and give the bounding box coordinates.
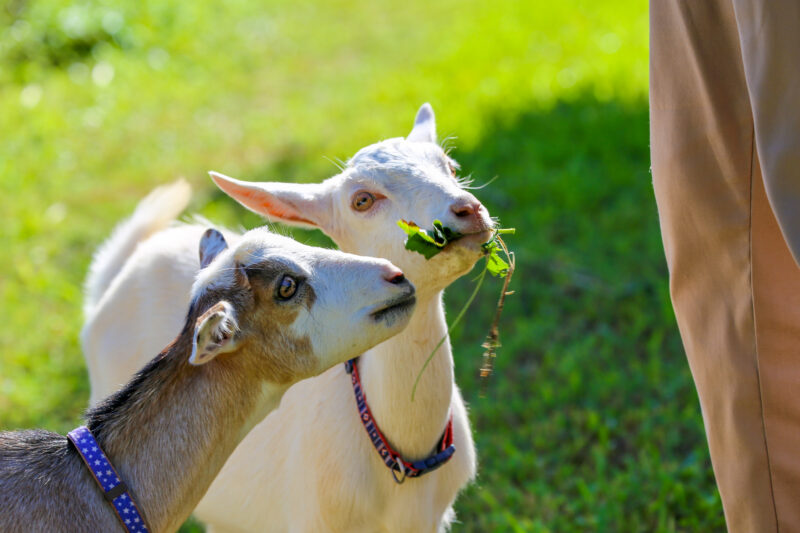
[371,292,417,323]
[445,229,494,250]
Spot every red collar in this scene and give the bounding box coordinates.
[344,358,456,483]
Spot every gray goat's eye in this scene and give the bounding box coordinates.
[276,275,298,300]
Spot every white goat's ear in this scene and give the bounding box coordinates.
[210,171,330,230]
[406,103,437,143]
[189,301,239,365]
[199,228,228,269]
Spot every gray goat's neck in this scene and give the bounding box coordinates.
[358,290,454,459]
[86,332,284,533]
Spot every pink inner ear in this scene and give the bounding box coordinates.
[260,200,315,226]
[216,178,317,227]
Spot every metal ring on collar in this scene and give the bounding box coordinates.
[391,459,407,484]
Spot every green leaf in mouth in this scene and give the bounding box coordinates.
[398,219,516,400]
[397,219,462,259]
[481,230,515,278]
[398,219,514,277]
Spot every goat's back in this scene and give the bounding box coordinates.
[0,430,119,532]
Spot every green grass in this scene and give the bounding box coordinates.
[0,1,726,531]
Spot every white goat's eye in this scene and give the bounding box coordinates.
[352,191,376,212]
[276,275,298,300]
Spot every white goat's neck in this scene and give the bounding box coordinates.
[358,290,454,459]
[87,327,285,533]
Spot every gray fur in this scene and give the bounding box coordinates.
[0,430,122,532]
[0,282,282,533]
[0,304,218,533]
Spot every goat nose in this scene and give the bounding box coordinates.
[450,198,482,219]
[381,263,406,284]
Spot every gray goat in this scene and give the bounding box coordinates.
[0,220,415,532]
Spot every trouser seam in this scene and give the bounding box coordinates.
[747,123,780,533]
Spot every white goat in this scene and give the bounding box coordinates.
[2,212,416,532]
[82,105,494,532]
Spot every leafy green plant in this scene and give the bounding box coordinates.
[398,220,515,399]
[397,219,514,272]
[397,219,463,259]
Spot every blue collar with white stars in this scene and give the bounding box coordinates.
[67,426,149,532]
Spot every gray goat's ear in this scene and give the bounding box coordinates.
[199,228,228,269]
[406,102,437,143]
[189,301,239,365]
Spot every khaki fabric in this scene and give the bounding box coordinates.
[651,1,800,532]
[732,1,800,266]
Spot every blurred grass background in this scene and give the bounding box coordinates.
[0,1,726,531]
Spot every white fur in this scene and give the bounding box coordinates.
[82,104,493,532]
[83,179,191,318]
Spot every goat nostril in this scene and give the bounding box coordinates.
[451,202,477,218]
[387,272,406,285]
[381,263,406,284]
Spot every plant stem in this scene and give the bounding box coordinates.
[479,236,515,397]
[410,263,489,401]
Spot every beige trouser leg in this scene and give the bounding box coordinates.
[732,1,800,266]
[651,1,800,532]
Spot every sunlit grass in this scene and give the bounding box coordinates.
[1,1,727,531]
